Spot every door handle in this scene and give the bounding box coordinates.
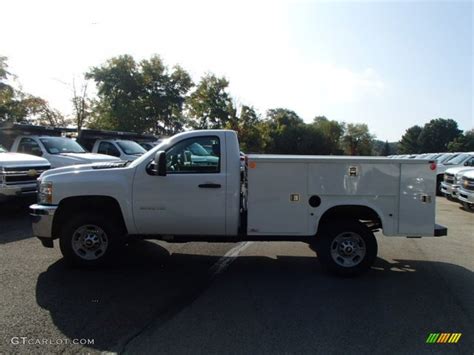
[198,183,221,188]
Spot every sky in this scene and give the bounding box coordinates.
[1,0,472,141]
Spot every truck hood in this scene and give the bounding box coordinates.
[462,170,474,179]
[444,166,474,175]
[40,161,129,179]
[56,152,121,164]
[0,152,50,168]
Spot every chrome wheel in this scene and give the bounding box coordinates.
[71,225,109,261]
[330,232,366,268]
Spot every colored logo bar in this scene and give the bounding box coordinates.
[426,333,462,344]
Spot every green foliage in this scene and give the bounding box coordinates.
[311,116,345,154]
[263,109,330,155]
[400,119,464,154]
[448,129,474,152]
[186,74,234,129]
[86,54,193,135]
[342,123,374,155]
[399,125,422,154]
[417,118,462,152]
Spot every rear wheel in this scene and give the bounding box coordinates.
[59,213,125,267]
[316,220,378,276]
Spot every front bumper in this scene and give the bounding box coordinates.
[0,183,37,201]
[458,188,474,205]
[30,204,57,240]
[440,182,459,199]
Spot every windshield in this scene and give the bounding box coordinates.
[116,140,146,155]
[444,153,471,165]
[188,142,210,156]
[438,153,455,163]
[0,144,7,153]
[39,137,86,154]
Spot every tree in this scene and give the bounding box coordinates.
[226,105,267,153]
[418,118,462,152]
[312,116,345,154]
[86,54,193,135]
[186,74,234,129]
[342,123,374,155]
[448,129,474,152]
[263,109,330,154]
[399,125,422,154]
[382,141,391,156]
[72,80,91,132]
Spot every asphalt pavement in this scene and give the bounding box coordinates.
[0,197,472,354]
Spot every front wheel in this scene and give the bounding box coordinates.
[316,220,378,277]
[59,214,125,267]
[462,202,474,212]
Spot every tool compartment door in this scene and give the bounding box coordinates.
[247,161,308,235]
[398,163,436,235]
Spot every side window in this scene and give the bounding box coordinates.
[18,138,43,156]
[98,142,121,157]
[166,136,220,173]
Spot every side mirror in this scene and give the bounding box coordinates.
[154,151,167,176]
[464,161,469,166]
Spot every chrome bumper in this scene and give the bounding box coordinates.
[458,188,474,204]
[30,204,57,239]
[0,183,37,200]
[440,182,459,199]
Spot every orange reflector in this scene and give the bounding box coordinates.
[249,161,257,169]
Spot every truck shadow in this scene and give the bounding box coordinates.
[35,240,473,353]
[0,198,34,244]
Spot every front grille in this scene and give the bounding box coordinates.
[2,165,50,185]
[444,173,454,183]
[463,177,474,191]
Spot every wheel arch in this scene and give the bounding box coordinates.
[52,195,128,238]
[315,204,384,235]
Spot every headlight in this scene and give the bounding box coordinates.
[444,174,448,182]
[38,181,53,204]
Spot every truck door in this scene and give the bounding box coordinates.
[132,134,227,236]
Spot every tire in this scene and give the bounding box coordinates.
[436,175,443,196]
[59,213,125,267]
[462,202,474,213]
[316,220,378,277]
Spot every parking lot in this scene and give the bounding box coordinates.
[0,197,472,354]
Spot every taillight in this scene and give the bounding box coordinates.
[430,163,437,171]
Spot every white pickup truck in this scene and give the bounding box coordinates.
[77,129,151,161]
[458,170,474,211]
[30,130,447,276]
[0,144,50,202]
[1,124,121,168]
